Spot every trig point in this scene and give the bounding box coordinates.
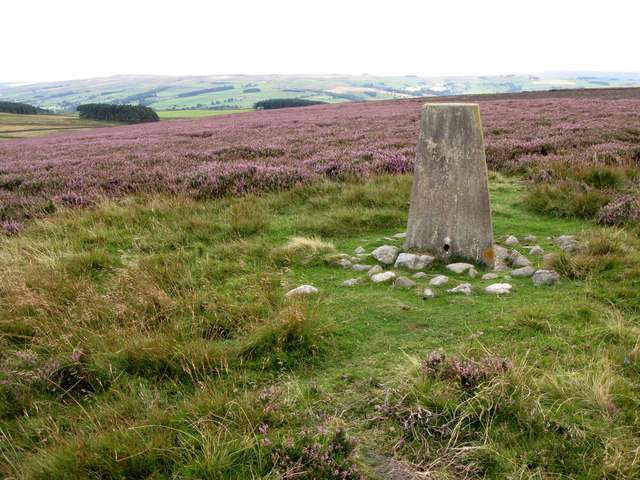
[404,103,494,267]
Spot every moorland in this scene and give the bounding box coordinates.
[0,87,639,479]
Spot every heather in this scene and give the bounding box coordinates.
[1,96,639,231]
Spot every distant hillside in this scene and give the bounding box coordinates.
[1,73,639,112]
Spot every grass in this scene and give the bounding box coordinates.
[0,112,122,139]
[1,174,639,478]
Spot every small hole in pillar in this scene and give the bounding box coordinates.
[443,244,450,252]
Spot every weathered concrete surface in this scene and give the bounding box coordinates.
[404,104,494,267]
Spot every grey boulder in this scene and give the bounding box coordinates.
[394,276,417,288]
[367,265,383,276]
[446,262,474,274]
[529,245,544,255]
[285,285,318,297]
[512,254,532,268]
[532,269,560,285]
[353,264,372,272]
[429,275,450,286]
[484,283,513,294]
[447,283,472,294]
[505,235,519,245]
[394,253,435,270]
[511,266,536,277]
[371,245,400,265]
[371,271,396,283]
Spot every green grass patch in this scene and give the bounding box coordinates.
[1,175,639,479]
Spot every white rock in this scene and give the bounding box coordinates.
[367,265,383,276]
[337,259,352,267]
[507,249,521,262]
[393,232,407,238]
[523,235,538,243]
[423,288,435,299]
[543,253,557,264]
[446,262,474,274]
[493,245,509,268]
[412,272,428,278]
[529,245,544,255]
[505,235,519,245]
[285,285,318,297]
[484,283,513,294]
[512,255,532,268]
[354,246,366,254]
[394,253,435,270]
[394,276,416,288]
[342,278,360,287]
[429,275,450,286]
[468,268,478,278]
[532,269,560,285]
[371,271,396,283]
[350,257,361,263]
[556,235,576,244]
[504,275,512,280]
[511,266,535,277]
[352,264,372,272]
[371,245,400,265]
[557,235,578,252]
[447,283,472,295]
[482,273,499,280]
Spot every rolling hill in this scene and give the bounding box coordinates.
[1,72,639,113]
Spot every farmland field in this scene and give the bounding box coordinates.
[1,88,640,479]
[0,112,122,139]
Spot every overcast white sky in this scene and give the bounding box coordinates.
[2,0,638,83]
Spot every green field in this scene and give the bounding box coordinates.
[2,173,639,478]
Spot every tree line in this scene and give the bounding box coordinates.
[253,98,327,110]
[76,103,159,123]
[177,85,234,98]
[0,101,50,114]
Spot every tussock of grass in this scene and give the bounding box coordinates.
[546,227,629,279]
[389,349,640,478]
[523,181,611,219]
[273,236,337,267]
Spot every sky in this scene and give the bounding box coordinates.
[2,0,638,83]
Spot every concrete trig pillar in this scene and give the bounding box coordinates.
[404,103,494,267]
